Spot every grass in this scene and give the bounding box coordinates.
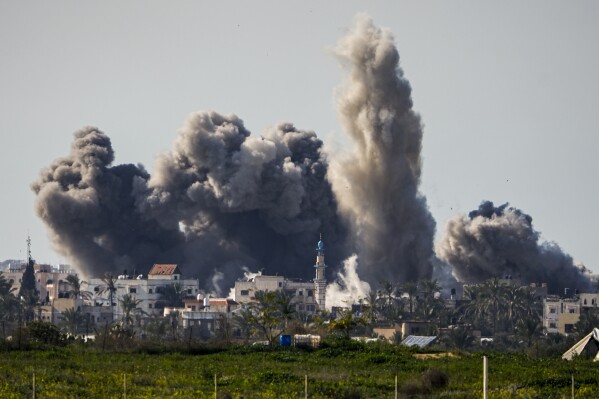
[0,341,597,398]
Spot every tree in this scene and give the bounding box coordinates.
[65,274,91,300]
[505,285,537,333]
[515,317,544,348]
[98,273,118,320]
[60,307,86,336]
[574,308,599,337]
[18,257,39,323]
[232,307,255,343]
[250,290,285,345]
[363,290,380,327]
[417,279,443,326]
[401,282,418,318]
[477,278,509,335]
[277,291,295,332]
[0,273,18,322]
[328,309,365,338]
[442,327,475,351]
[379,280,402,324]
[158,283,185,308]
[118,294,143,326]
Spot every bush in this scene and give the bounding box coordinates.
[421,368,448,390]
[26,321,65,346]
[399,379,430,398]
[216,390,232,399]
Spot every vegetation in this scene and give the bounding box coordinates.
[0,336,596,398]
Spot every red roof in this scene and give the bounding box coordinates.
[148,264,181,276]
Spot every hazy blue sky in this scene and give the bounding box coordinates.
[2,1,598,273]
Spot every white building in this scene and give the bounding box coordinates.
[233,236,327,316]
[87,264,200,319]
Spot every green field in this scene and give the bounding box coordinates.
[0,340,598,398]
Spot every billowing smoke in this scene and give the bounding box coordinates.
[326,255,371,308]
[32,114,347,287]
[31,127,186,279]
[437,201,592,294]
[328,15,436,285]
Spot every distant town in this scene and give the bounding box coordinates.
[1,235,598,353]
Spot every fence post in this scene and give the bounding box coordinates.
[305,374,308,399]
[483,356,488,399]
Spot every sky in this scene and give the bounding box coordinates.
[1,1,598,274]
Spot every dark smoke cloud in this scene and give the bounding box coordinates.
[328,15,436,285]
[32,114,347,291]
[31,127,186,278]
[437,200,592,294]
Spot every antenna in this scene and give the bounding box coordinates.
[26,235,33,266]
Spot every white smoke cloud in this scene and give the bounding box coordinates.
[326,254,371,309]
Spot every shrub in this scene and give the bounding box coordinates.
[216,390,232,399]
[399,379,430,398]
[421,368,449,390]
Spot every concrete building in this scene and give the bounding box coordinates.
[2,262,75,304]
[543,291,599,335]
[86,264,200,320]
[233,236,327,317]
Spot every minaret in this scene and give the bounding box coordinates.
[314,234,327,310]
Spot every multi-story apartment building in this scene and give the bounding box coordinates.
[87,264,200,319]
[543,292,599,335]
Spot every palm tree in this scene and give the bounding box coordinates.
[478,278,509,336]
[65,274,92,300]
[417,279,442,324]
[328,309,365,338]
[379,280,401,324]
[401,282,418,318]
[443,327,475,351]
[60,307,85,336]
[363,290,380,327]
[98,273,118,321]
[505,286,537,333]
[276,291,295,332]
[0,274,18,322]
[515,317,543,348]
[159,283,185,308]
[232,307,255,343]
[118,294,143,326]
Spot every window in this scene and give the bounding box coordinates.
[278,282,283,288]
[584,299,588,305]
[174,275,178,280]
[240,290,249,296]
[565,324,574,333]
[149,288,153,294]
[593,299,597,305]
[307,290,313,297]
[149,304,153,309]
[568,307,577,314]
[187,289,192,294]
[549,322,557,328]
[129,288,137,293]
[298,290,303,296]
[549,307,556,314]
[297,304,304,311]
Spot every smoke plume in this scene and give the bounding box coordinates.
[32,115,347,286]
[436,201,592,294]
[328,15,436,285]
